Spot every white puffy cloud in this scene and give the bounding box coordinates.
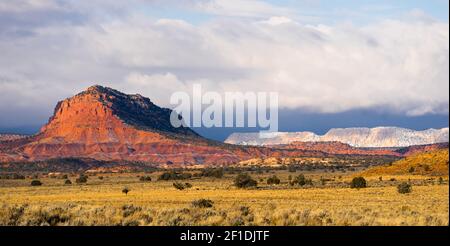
[191,0,293,18]
[0,0,448,128]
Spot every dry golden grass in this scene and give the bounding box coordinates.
[361,149,449,177]
[0,171,448,226]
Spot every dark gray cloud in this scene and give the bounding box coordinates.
[0,0,448,131]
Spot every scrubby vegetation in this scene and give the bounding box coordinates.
[0,166,448,226]
[351,177,367,189]
[158,171,192,181]
[191,199,214,208]
[75,174,88,184]
[173,182,192,190]
[196,168,224,178]
[139,176,152,182]
[361,149,449,176]
[397,182,412,194]
[267,175,280,185]
[122,187,130,195]
[30,180,42,186]
[291,174,313,186]
[234,173,257,188]
[0,173,25,180]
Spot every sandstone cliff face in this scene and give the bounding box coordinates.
[226,127,449,148]
[273,141,448,157]
[0,134,28,142]
[1,86,447,168]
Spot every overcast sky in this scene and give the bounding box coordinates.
[0,0,448,139]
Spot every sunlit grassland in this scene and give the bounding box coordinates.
[0,171,448,226]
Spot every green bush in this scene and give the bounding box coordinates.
[158,171,192,181]
[12,173,25,179]
[267,175,280,185]
[30,180,42,186]
[139,176,152,182]
[234,173,257,188]
[122,187,130,195]
[122,204,142,218]
[199,168,224,178]
[75,174,88,184]
[173,182,185,190]
[351,177,367,189]
[192,199,214,208]
[291,174,312,186]
[240,206,251,216]
[397,182,412,194]
[288,165,297,173]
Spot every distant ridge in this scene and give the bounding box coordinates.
[225,127,449,147]
[0,134,28,142]
[0,85,263,165]
[360,148,449,176]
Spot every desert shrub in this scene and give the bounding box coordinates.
[139,176,152,182]
[75,174,88,184]
[408,167,415,173]
[184,182,192,188]
[351,177,367,189]
[64,179,72,185]
[390,178,397,181]
[234,173,257,188]
[173,182,185,190]
[438,177,444,185]
[61,174,68,179]
[12,173,25,179]
[240,206,251,216]
[267,175,280,185]
[98,176,104,180]
[0,173,26,180]
[192,199,214,208]
[158,171,192,181]
[122,187,130,195]
[30,180,42,186]
[397,182,412,194]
